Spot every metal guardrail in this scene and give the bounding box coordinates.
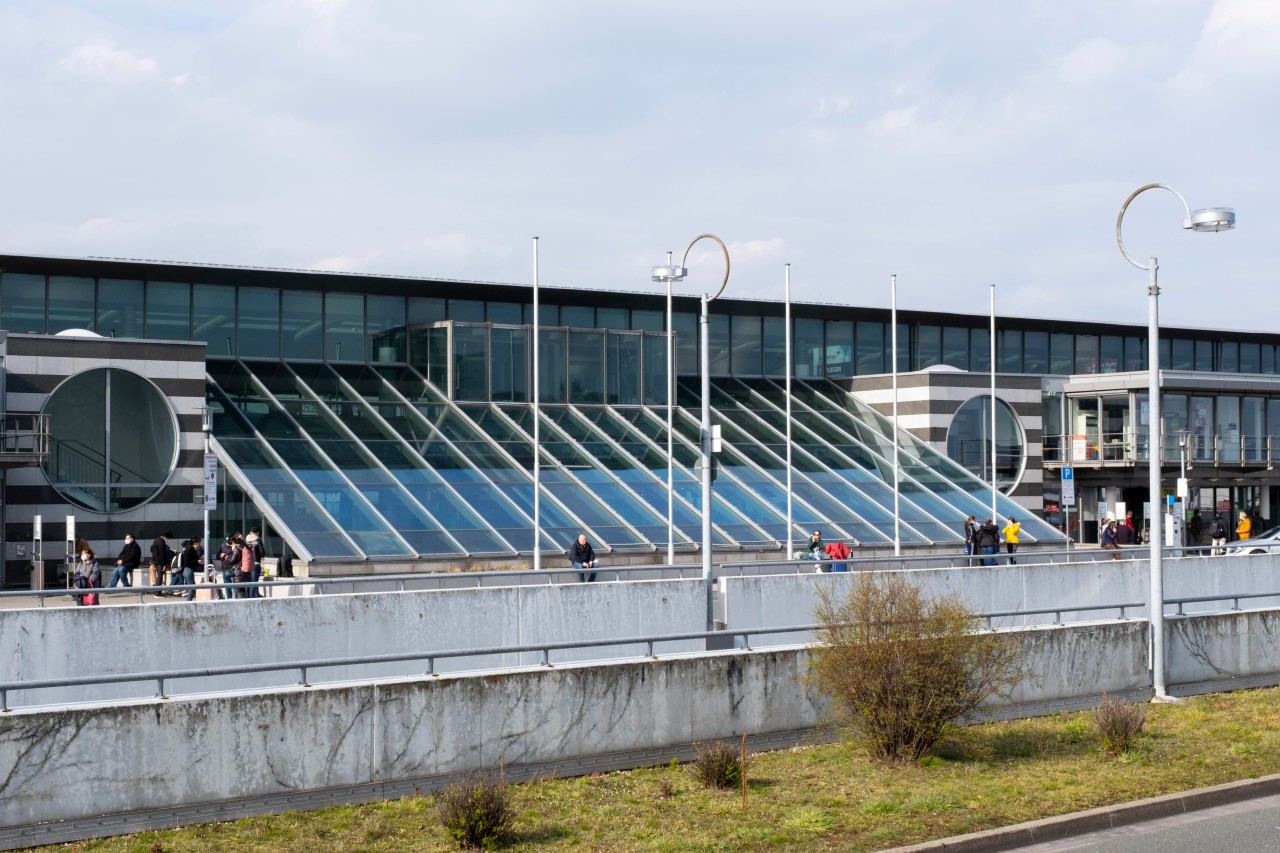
[0,412,48,457]
[0,597,1147,712]
[1170,591,1280,615]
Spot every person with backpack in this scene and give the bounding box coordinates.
[1211,513,1229,556]
[149,532,174,598]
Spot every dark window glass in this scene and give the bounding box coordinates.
[1262,346,1276,375]
[825,320,853,378]
[857,321,885,374]
[1221,341,1239,373]
[1074,335,1099,373]
[490,326,527,402]
[238,287,281,358]
[282,291,323,360]
[997,329,1021,373]
[1023,331,1048,373]
[569,331,604,402]
[596,307,627,330]
[486,302,522,325]
[607,332,641,404]
[453,325,489,401]
[942,326,969,370]
[524,303,559,326]
[1,273,45,333]
[1170,338,1193,371]
[96,279,143,338]
[1240,343,1261,374]
[918,325,941,369]
[447,299,484,323]
[631,309,663,331]
[708,314,730,374]
[325,293,364,361]
[538,328,566,403]
[895,323,911,372]
[642,334,668,405]
[1100,336,1122,373]
[1243,396,1265,461]
[762,316,786,375]
[409,297,445,324]
[48,276,95,334]
[1049,333,1072,374]
[1159,338,1171,370]
[674,312,698,375]
[145,281,190,341]
[794,318,823,378]
[1195,339,1214,371]
[560,306,595,328]
[426,327,449,389]
[1124,336,1144,371]
[731,315,762,375]
[193,284,236,356]
[969,327,989,373]
[367,294,406,363]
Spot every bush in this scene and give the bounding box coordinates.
[808,574,1026,763]
[1092,693,1147,756]
[435,772,514,850]
[689,740,744,789]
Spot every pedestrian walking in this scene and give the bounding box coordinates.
[963,515,978,566]
[149,531,174,597]
[1211,513,1228,556]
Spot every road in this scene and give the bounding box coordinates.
[1008,792,1280,852]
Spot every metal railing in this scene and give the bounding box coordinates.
[1042,430,1276,467]
[0,412,49,457]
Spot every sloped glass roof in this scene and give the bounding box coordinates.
[205,359,1064,562]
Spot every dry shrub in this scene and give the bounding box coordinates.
[808,573,1026,763]
[689,740,744,789]
[1092,692,1147,755]
[435,771,514,850]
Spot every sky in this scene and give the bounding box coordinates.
[0,0,1275,332]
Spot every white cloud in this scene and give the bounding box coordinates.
[56,42,161,79]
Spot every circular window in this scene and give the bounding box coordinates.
[41,368,179,513]
[946,396,1025,493]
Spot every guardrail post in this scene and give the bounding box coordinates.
[645,640,655,659]
[299,666,309,687]
[426,657,435,676]
[156,677,166,699]
[1,688,7,712]
[540,648,551,667]
[1233,597,1240,611]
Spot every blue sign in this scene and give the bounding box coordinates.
[1061,467,1073,481]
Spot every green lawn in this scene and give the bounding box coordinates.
[33,687,1280,852]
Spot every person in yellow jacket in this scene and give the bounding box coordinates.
[1237,511,1251,541]
[1001,516,1021,564]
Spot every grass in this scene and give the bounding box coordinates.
[30,687,1280,852]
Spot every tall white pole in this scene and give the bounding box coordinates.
[990,283,998,520]
[666,252,675,567]
[785,264,793,561]
[891,275,900,556]
[1148,256,1166,696]
[532,237,541,571]
[700,294,713,585]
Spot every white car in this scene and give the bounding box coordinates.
[1227,526,1280,555]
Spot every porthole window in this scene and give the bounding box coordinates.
[41,368,179,513]
[946,395,1025,493]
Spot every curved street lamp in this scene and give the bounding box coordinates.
[653,235,730,607]
[1116,183,1234,700]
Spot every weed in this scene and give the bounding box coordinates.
[689,740,744,790]
[435,771,515,850]
[1092,693,1148,756]
[781,805,836,833]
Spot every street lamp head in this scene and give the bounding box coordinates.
[1185,207,1235,233]
[651,265,687,283]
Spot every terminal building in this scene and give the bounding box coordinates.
[2,251,1279,584]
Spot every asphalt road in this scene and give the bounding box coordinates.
[1008,792,1280,852]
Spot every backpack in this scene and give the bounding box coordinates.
[221,544,240,572]
[1212,518,1227,539]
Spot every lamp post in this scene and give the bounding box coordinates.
[652,236,730,595]
[1116,183,1234,700]
[652,254,681,566]
[200,405,213,578]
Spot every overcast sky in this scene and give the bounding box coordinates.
[1,0,1274,331]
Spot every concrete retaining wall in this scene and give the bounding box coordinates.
[1169,610,1280,694]
[2,579,707,707]
[1,619,1150,833]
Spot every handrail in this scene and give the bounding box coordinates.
[0,599,1145,711]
